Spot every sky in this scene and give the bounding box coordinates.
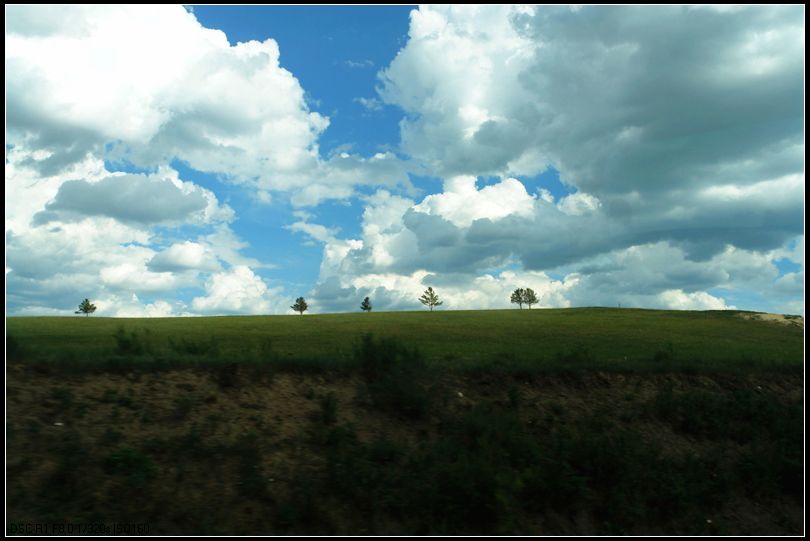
[5,5,805,317]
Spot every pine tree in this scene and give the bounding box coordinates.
[75,298,97,316]
[291,297,308,315]
[523,288,539,309]
[360,296,372,312]
[419,287,443,311]
[510,288,525,309]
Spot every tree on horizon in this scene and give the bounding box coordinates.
[419,287,443,311]
[75,298,97,316]
[291,297,308,315]
[523,288,539,309]
[361,296,372,312]
[510,288,526,309]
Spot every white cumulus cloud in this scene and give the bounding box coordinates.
[6,5,412,206]
[147,241,222,273]
[191,266,286,315]
[413,176,536,227]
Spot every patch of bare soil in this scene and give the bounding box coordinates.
[738,311,804,328]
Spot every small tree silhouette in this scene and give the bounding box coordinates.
[510,288,525,309]
[75,298,97,316]
[291,297,308,315]
[523,288,539,309]
[419,287,443,311]
[360,296,372,312]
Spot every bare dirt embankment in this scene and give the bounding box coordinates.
[6,363,804,536]
[737,312,804,329]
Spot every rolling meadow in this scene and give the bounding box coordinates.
[6,308,805,534]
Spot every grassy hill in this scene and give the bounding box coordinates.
[6,307,805,372]
[5,308,805,535]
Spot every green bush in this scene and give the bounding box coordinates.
[172,394,196,420]
[355,334,432,419]
[355,334,423,381]
[6,334,23,361]
[169,336,221,357]
[555,343,593,364]
[49,386,73,407]
[103,447,156,487]
[230,431,269,500]
[211,362,240,388]
[317,392,338,425]
[113,327,146,356]
[652,341,676,363]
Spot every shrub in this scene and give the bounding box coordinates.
[555,343,593,364]
[652,341,676,363]
[317,392,338,425]
[231,431,269,500]
[172,394,196,420]
[169,336,221,357]
[354,334,432,419]
[355,334,423,381]
[114,327,146,355]
[103,447,156,487]
[368,374,432,420]
[6,335,22,361]
[211,362,240,388]
[49,387,73,408]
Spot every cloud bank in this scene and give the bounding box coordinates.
[303,6,803,314]
[5,5,804,316]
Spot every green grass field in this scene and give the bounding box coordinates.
[6,307,805,534]
[5,307,804,372]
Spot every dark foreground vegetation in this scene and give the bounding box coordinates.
[5,310,805,534]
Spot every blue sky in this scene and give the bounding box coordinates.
[193,5,412,157]
[5,5,805,316]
